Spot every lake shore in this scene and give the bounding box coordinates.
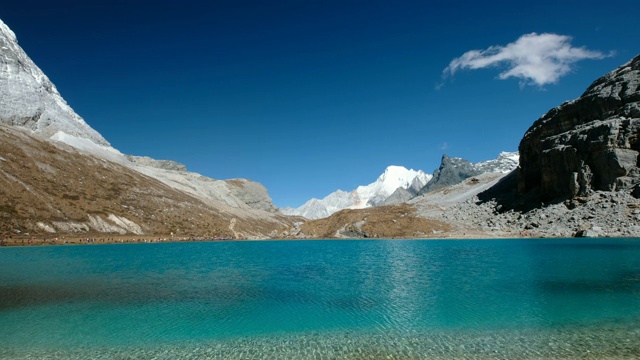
[0,231,547,247]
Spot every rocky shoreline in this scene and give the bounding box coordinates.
[444,190,640,238]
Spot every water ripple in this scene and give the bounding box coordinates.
[1,239,640,356]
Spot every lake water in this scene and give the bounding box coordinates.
[1,238,640,359]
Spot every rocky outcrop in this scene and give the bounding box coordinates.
[418,152,519,196]
[225,179,279,213]
[418,155,482,195]
[519,54,640,201]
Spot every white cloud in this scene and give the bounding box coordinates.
[442,33,611,87]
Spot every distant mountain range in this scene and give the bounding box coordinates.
[299,54,640,239]
[283,152,519,219]
[282,166,431,219]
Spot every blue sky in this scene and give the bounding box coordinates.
[2,1,639,208]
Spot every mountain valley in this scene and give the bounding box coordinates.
[1,15,639,241]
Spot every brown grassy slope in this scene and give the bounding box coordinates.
[0,125,289,238]
[300,203,451,238]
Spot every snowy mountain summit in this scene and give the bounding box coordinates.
[356,166,432,207]
[475,151,519,174]
[282,166,432,219]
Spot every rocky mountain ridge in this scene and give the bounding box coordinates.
[0,125,292,238]
[418,152,519,195]
[0,19,108,146]
[0,18,278,217]
[285,152,518,221]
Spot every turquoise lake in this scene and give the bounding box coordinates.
[1,238,640,359]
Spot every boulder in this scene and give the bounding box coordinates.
[574,229,599,238]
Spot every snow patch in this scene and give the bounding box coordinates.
[475,152,519,174]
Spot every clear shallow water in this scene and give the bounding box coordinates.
[1,238,640,359]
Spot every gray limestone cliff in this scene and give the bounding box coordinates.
[518,54,640,201]
[225,179,279,213]
[0,19,109,146]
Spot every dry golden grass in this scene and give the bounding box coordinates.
[0,125,291,238]
[301,203,451,239]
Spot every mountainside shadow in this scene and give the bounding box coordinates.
[476,170,566,213]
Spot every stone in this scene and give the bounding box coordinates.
[575,229,599,238]
[524,222,539,230]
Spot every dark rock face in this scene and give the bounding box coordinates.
[418,155,482,195]
[519,54,640,202]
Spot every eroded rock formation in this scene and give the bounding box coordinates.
[519,54,640,201]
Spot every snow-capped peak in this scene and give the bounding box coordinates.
[475,151,520,173]
[354,166,431,208]
[282,165,432,219]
